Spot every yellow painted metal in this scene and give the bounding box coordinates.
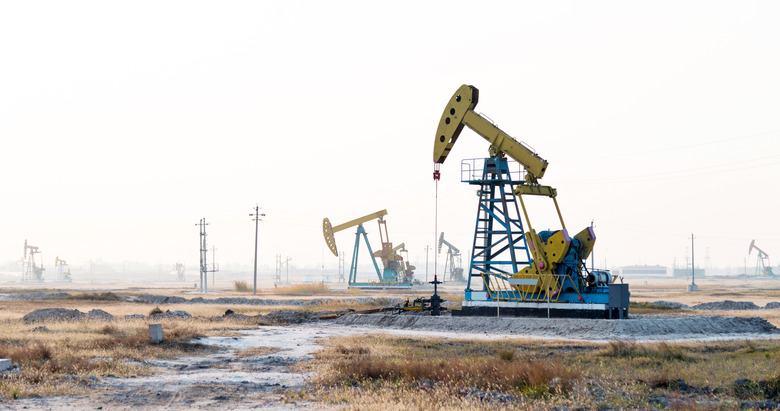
[573,226,596,261]
[483,272,579,303]
[434,85,600,302]
[543,230,571,265]
[551,196,567,231]
[513,184,557,197]
[322,209,388,257]
[434,85,549,182]
[373,242,406,258]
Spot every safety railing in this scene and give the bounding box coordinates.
[460,158,525,184]
[480,272,584,303]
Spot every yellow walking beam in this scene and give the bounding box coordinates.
[323,209,388,257]
[434,84,549,183]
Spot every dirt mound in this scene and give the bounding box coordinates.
[150,309,192,319]
[133,295,188,305]
[693,300,761,310]
[23,308,117,322]
[23,308,85,323]
[86,309,115,321]
[330,314,780,341]
[260,310,320,324]
[0,292,71,301]
[765,302,780,310]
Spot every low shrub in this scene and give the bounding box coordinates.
[233,281,251,292]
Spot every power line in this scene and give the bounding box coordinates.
[560,129,780,161]
[560,154,780,185]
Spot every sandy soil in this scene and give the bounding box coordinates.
[1,325,363,410]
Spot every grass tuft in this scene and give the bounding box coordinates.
[599,340,692,362]
[233,281,251,292]
[497,349,516,362]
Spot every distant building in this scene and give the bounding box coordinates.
[620,265,669,277]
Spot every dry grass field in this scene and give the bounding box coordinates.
[1,277,779,409]
[298,334,780,410]
[0,296,267,401]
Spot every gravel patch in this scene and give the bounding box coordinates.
[693,300,762,310]
[651,300,692,309]
[330,313,780,341]
[0,292,71,301]
[22,308,85,323]
[87,309,115,321]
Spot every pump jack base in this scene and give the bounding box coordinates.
[454,300,628,319]
[349,282,413,290]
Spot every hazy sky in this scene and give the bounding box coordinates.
[1,1,779,274]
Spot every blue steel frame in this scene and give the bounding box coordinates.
[348,224,383,285]
[462,157,532,298]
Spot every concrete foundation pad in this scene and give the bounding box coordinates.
[0,358,11,371]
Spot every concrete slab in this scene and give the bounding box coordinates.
[149,324,163,343]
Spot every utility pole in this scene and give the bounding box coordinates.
[212,246,217,287]
[196,218,218,293]
[285,257,292,284]
[424,245,430,282]
[250,205,265,295]
[691,233,695,285]
[590,220,595,269]
[687,233,698,292]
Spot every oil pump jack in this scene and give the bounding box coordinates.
[433,85,629,319]
[54,256,72,282]
[438,232,465,282]
[749,240,774,277]
[22,240,44,283]
[323,210,414,289]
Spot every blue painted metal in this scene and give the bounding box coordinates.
[348,225,383,284]
[462,157,532,295]
[347,225,413,289]
[460,157,614,307]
